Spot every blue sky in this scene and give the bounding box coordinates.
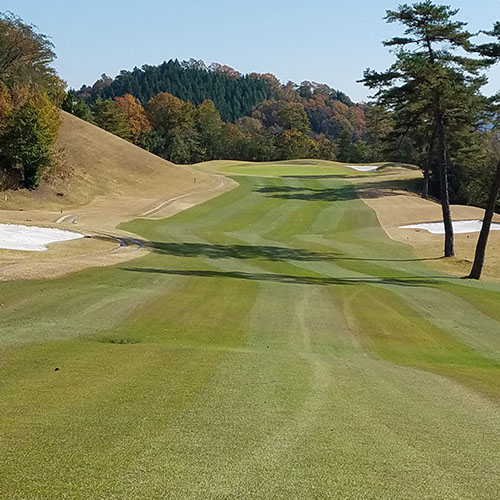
[3,0,499,101]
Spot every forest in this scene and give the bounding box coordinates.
[64,60,368,166]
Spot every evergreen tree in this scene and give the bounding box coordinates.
[196,99,223,160]
[364,105,393,162]
[93,99,131,140]
[79,59,271,122]
[362,1,489,257]
[62,91,94,122]
[137,129,167,157]
[336,129,356,163]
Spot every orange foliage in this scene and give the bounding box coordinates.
[114,93,152,141]
[350,106,367,140]
[0,82,12,130]
[145,92,195,130]
[209,63,241,79]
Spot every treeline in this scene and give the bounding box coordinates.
[63,91,340,163]
[73,59,368,150]
[362,102,500,211]
[0,13,65,189]
[0,7,372,191]
[66,60,370,164]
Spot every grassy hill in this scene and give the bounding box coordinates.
[0,111,218,212]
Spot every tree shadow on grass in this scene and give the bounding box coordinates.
[92,236,443,265]
[145,241,339,261]
[254,185,356,202]
[124,267,447,288]
[254,178,421,202]
[145,241,443,264]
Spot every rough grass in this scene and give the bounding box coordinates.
[0,164,499,499]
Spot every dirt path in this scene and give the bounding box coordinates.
[140,175,234,218]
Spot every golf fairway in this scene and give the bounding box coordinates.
[1,170,499,499]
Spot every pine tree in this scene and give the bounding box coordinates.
[364,105,393,162]
[362,1,489,257]
[77,59,271,122]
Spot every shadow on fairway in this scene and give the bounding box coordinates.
[254,185,356,202]
[124,267,446,287]
[254,178,420,202]
[146,241,339,261]
[144,241,443,264]
[92,235,442,265]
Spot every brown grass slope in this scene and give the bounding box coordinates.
[1,111,223,212]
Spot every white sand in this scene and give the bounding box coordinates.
[344,165,379,172]
[0,224,84,251]
[400,220,500,235]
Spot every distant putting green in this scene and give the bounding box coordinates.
[0,166,499,499]
[200,159,390,178]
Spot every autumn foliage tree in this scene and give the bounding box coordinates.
[0,11,64,190]
[76,58,366,150]
[145,92,194,131]
[0,81,12,131]
[114,93,151,142]
[0,12,65,101]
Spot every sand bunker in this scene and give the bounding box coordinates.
[0,224,84,251]
[401,220,500,235]
[345,165,379,172]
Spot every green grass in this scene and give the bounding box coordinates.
[197,159,419,179]
[219,164,373,177]
[1,164,499,499]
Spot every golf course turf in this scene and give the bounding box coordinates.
[1,164,499,499]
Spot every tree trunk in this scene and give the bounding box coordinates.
[422,167,430,200]
[467,156,500,279]
[422,126,436,200]
[435,107,454,257]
